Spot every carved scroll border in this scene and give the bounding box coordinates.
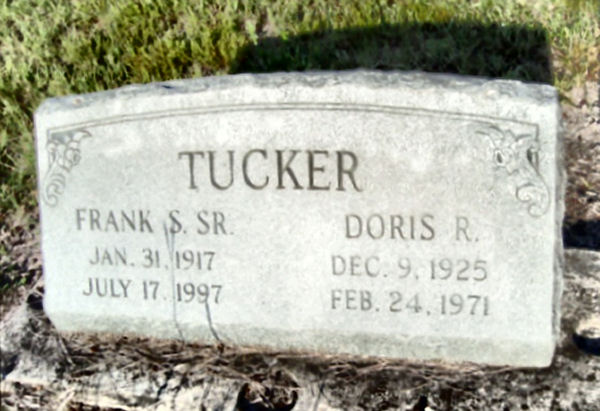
[41,103,550,217]
[473,124,550,217]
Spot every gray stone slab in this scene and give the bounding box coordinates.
[34,71,563,367]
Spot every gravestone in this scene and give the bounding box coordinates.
[35,71,563,367]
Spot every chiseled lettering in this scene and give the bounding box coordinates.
[208,150,234,190]
[89,246,127,266]
[345,213,436,241]
[178,148,362,192]
[83,278,131,298]
[307,150,331,190]
[178,151,204,189]
[243,149,269,189]
[196,210,228,235]
[456,216,473,241]
[75,209,153,233]
[276,150,303,189]
[336,151,362,192]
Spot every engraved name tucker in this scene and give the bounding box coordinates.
[178,149,362,191]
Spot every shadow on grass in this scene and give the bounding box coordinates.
[232,21,553,83]
[233,21,600,251]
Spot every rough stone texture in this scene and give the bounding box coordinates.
[34,71,562,367]
[1,249,598,410]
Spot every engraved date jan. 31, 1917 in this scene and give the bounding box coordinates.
[88,246,216,271]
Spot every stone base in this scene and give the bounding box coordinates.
[1,249,599,410]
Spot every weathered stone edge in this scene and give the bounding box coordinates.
[35,70,558,114]
[553,102,566,352]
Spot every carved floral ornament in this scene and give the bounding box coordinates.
[41,118,550,218]
[42,129,91,207]
[474,124,550,217]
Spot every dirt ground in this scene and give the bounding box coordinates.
[562,81,600,247]
[0,81,599,410]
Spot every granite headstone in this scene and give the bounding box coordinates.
[35,71,563,367]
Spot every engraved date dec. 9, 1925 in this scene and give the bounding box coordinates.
[331,255,488,282]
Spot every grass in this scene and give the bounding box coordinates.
[0,0,598,221]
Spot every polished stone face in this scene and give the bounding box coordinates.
[35,71,563,367]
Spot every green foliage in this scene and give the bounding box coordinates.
[0,0,598,218]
